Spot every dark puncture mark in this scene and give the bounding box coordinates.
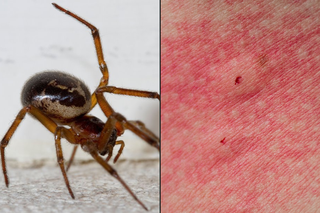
[220,137,226,144]
[235,76,243,85]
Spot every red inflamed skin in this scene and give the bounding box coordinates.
[162,0,320,212]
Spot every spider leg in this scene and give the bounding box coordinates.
[98,112,119,151]
[128,120,159,143]
[55,127,77,199]
[96,90,160,151]
[105,140,125,164]
[111,140,125,164]
[89,150,148,211]
[96,86,160,100]
[66,145,78,172]
[104,144,113,163]
[1,106,29,187]
[96,112,126,163]
[1,106,58,187]
[52,3,110,110]
[124,121,160,151]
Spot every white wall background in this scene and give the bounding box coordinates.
[0,0,159,164]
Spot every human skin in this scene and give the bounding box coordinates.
[162,0,320,212]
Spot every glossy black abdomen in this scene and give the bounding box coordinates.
[21,71,91,123]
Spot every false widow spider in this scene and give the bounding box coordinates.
[0,3,159,211]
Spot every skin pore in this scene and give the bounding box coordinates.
[162,0,320,212]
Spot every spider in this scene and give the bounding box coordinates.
[0,3,159,211]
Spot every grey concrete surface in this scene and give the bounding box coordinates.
[0,160,159,213]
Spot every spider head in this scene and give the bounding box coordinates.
[71,115,118,155]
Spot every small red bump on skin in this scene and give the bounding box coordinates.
[220,137,226,144]
[235,76,243,85]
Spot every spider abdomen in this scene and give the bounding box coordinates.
[21,71,91,124]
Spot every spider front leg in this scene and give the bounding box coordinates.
[1,106,58,187]
[96,112,127,163]
[52,3,110,109]
[53,3,160,108]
